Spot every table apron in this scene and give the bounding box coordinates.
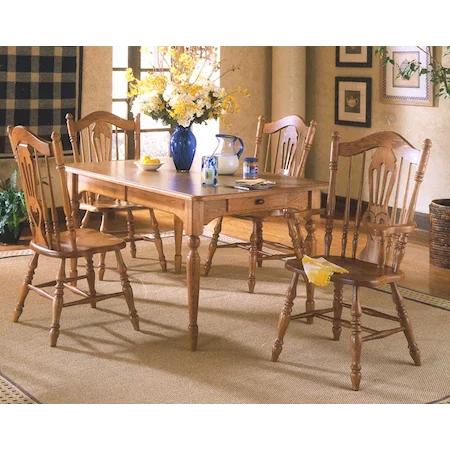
[75,175,317,231]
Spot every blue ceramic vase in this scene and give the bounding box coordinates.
[170,124,197,172]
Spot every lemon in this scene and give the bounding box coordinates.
[141,155,151,164]
[149,158,160,164]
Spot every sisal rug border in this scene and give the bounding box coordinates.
[0,371,40,404]
[428,395,450,404]
[0,248,34,258]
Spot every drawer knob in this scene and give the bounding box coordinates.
[255,199,265,205]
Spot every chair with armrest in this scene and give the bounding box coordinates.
[66,111,167,280]
[204,114,317,293]
[7,125,139,347]
[271,130,432,390]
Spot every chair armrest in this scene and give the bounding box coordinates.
[367,222,416,237]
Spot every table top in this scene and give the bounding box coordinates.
[66,160,328,200]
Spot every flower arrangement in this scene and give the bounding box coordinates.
[376,46,450,99]
[126,46,250,128]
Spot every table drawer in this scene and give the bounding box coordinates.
[227,192,308,213]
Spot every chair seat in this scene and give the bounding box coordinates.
[80,199,146,213]
[30,228,126,258]
[285,255,405,287]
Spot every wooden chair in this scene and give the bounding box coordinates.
[7,125,139,347]
[204,115,317,293]
[272,131,432,390]
[66,111,167,280]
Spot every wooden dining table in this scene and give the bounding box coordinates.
[65,160,328,351]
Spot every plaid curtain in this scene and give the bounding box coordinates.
[0,46,82,155]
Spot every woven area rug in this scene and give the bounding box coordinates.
[0,235,449,404]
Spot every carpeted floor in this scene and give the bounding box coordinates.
[0,236,449,404]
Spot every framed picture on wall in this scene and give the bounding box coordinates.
[380,46,433,106]
[336,46,372,67]
[335,77,372,128]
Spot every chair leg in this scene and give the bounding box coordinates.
[69,257,78,287]
[50,259,66,347]
[71,210,84,287]
[332,283,344,340]
[86,255,97,308]
[98,253,106,281]
[248,220,258,293]
[126,210,137,259]
[272,272,299,362]
[255,218,263,267]
[350,285,362,391]
[98,212,108,280]
[391,283,421,366]
[149,208,167,272]
[305,280,315,324]
[115,250,139,331]
[13,252,39,322]
[81,210,92,228]
[204,216,223,276]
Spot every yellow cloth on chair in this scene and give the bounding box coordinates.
[301,255,349,287]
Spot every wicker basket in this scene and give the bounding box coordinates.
[429,199,450,269]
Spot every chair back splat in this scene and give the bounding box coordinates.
[254,115,317,177]
[66,111,141,163]
[65,110,167,276]
[7,125,76,253]
[325,131,431,270]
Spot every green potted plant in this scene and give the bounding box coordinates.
[0,168,28,244]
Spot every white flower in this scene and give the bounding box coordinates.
[163,83,176,102]
[131,97,142,117]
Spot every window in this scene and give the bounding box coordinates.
[112,46,219,160]
[112,46,171,159]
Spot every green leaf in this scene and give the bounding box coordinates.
[0,170,28,237]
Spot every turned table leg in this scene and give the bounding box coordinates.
[186,235,200,351]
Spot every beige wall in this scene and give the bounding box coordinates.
[305,46,450,214]
[81,46,113,115]
[219,46,272,159]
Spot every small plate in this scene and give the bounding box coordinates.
[133,161,163,171]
